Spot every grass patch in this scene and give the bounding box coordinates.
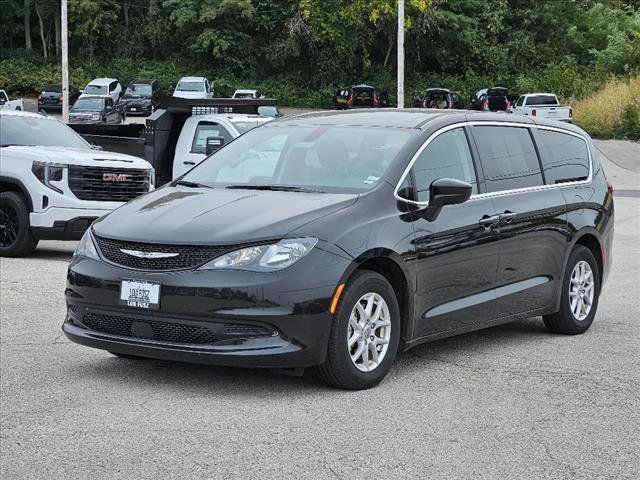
[572,76,640,139]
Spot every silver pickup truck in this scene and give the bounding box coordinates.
[511,93,572,123]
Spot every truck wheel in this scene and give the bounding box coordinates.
[15,106,22,111]
[0,191,38,257]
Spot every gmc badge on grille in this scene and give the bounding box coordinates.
[103,173,132,182]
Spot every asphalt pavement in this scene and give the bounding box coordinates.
[1,140,639,479]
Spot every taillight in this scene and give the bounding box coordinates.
[38,95,42,101]
[507,101,511,109]
[422,100,427,108]
[607,181,614,196]
[447,100,453,109]
[482,100,488,110]
[373,95,379,107]
[531,109,537,116]
[347,95,353,107]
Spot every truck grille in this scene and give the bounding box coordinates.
[68,166,150,202]
[94,235,262,271]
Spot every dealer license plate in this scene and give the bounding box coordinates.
[120,279,160,309]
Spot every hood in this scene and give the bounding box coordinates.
[173,91,208,99]
[1,146,152,170]
[92,186,358,244]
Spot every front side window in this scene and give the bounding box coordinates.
[191,122,233,154]
[473,126,543,192]
[516,96,524,107]
[402,128,478,203]
[537,130,590,184]
[182,125,412,193]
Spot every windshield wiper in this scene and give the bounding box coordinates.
[225,184,324,193]
[175,180,212,188]
[0,144,32,147]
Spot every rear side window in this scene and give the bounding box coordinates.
[474,126,543,192]
[537,130,590,184]
[403,128,478,202]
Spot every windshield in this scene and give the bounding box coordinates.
[526,95,559,105]
[124,84,152,97]
[177,81,204,92]
[1,115,89,148]
[182,125,412,193]
[84,84,108,95]
[72,98,104,110]
[43,84,61,93]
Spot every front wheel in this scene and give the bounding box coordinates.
[543,245,600,335]
[316,270,400,390]
[0,191,38,257]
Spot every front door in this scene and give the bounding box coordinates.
[398,126,502,339]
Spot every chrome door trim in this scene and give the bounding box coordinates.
[394,121,593,207]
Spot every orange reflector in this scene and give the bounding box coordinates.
[330,283,346,314]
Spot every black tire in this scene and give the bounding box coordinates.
[0,191,38,257]
[316,270,401,390]
[543,245,600,335]
[109,351,144,360]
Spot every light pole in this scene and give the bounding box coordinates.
[397,0,405,108]
[61,0,69,123]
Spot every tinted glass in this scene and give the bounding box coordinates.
[1,115,89,148]
[72,98,104,110]
[84,84,107,95]
[183,126,412,193]
[537,130,590,184]
[43,84,61,92]
[407,128,478,202]
[177,81,204,92]
[191,122,233,153]
[125,84,152,97]
[526,95,558,106]
[474,126,542,192]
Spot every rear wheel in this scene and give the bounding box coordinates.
[543,245,600,335]
[316,270,400,390]
[0,191,38,257]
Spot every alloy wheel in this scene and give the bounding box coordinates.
[0,204,19,248]
[569,260,595,321]
[347,292,392,372]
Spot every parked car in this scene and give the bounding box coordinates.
[232,89,263,99]
[173,76,213,99]
[172,113,275,179]
[68,96,125,124]
[511,93,572,123]
[335,84,389,109]
[0,109,154,257]
[411,88,464,109]
[37,84,81,112]
[121,79,160,116]
[79,78,122,103]
[486,87,511,111]
[62,109,613,390]
[0,90,24,111]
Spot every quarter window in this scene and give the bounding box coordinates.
[537,130,590,184]
[473,126,543,192]
[402,127,478,203]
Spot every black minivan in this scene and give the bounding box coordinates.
[63,110,614,389]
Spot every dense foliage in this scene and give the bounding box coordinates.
[1,0,639,115]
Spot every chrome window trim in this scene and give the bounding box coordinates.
[394,121,593,206]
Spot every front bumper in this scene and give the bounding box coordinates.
[63,249,350,368]
[30,206,114,229]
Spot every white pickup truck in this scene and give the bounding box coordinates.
[0,90,24,111]
[511,93,572,123]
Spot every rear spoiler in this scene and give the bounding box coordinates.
[157,97,278,115]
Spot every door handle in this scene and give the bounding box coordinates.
[183,161,195,165]
[479,214,501,230]
[499,211,517,223]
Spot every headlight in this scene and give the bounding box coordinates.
[199,237,317,272]
[31,161,65,193]
[74,229,100,260]
[91,113,101,120]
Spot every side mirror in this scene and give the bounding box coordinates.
[205,136,225,155]
[424,178,472,221]
[79,89,84,94]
